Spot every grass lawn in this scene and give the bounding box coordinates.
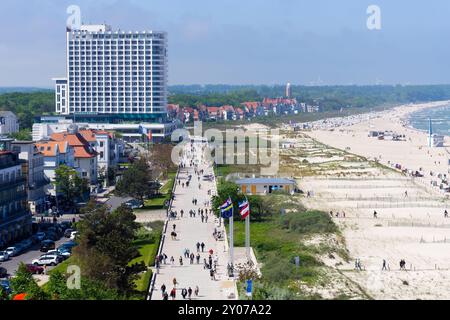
[130,228,162,298]
[141,171,176,210]
[226,204,344,299]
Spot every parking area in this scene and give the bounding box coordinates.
[0,220,78,278]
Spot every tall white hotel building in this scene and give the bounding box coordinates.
[53,24,168,121]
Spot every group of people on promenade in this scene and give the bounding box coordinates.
[155,140,228,300]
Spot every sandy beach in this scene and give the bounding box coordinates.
[299,101,450,299]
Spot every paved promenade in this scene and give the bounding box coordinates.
[150,140,237,300]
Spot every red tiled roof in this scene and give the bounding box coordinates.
[51,131,97,158]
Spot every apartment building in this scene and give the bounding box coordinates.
[0,138,31,248]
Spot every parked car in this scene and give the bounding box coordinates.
[40,240,56,252]
[57,246,72,256]
[0,251,9,262]
[47,249,70,260]
[25,264,44,275]
[125,199,143,209]
[0,267,8,278]
[0,279,11,294]
[32,255,60,266]
[5,247,20,257]
[35,232,46,242]
[47,226,62,237]
[18,239,33,251]
[44,232,59,241]
[64,228,75,238]
[60,240,77,250]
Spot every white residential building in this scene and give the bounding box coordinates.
[11,141,49,214]
[53,24,168,118]
[0,111,19,135]
[35,141,75,196]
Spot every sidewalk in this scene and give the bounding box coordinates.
[150,140,238,300]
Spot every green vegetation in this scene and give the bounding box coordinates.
[0,92,54,130]
[141,171,176,210]
[170,84,450,112]
[54,165,90,209]
[213,180,347,299]
[116,158,160,202]
[74,202,146,296]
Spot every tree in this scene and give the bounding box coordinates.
[211,180,245,219]
[73,201,146,295]
[47,271,120,300]
[9,263,48,300]
[54,165,89,207]
[149,144,177,179]
[9,129,32,141]
[115,158,153,202]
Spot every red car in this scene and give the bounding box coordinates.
[25,264,44,275]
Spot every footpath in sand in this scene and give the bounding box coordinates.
[150,140,237,300]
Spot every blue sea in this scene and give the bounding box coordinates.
[409,105,450,136]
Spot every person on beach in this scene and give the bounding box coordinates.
[373,210,378,219]
[382,259,388,271]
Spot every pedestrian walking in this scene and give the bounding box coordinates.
[195,286,199,296]
[170,288,176,300]
[170,256,175,265]
[179,256,183,266]
[188,287,193,300]
[161,284,166,295]
[196,253,200,264]
[196,242,201,252]
[201,242,205,252]
[382,259,387,271]
[181,288,188,299]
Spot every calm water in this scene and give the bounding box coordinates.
[409,105,450,136]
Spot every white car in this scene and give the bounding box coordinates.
[32,255,60,266]
[47,250,70,260]
[5,247,20,257]
[0,251,9,262]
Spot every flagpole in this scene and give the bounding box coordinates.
[230,213,234,267]
[245,214,250,262]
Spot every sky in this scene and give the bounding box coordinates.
[1,0,450,87]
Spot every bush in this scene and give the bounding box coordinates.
[279,211,337,235]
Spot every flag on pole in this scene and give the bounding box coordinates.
[239,199,250,219]
[219,197,233,219]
